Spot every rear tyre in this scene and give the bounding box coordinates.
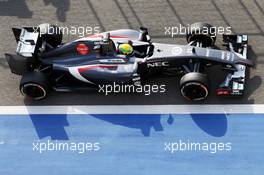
[180,72,210,101]
[20,72,50,100]
[186,22,216,47]
[38,23,62,48]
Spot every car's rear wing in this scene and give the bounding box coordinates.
[5,27,40,75]
[11,27,40,57]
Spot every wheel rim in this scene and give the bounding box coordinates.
[181,82,208,101]
[20,83,46,100]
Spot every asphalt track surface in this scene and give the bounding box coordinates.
[0,0,264,105]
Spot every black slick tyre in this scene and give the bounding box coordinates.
[180,72,210,101]
[186,22,216,47]
[20,72,50,100]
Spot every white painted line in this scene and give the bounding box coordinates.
[0,105,263,115]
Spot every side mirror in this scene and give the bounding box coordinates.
[103,33,110,42]
[140,26,148,34]
[139,27,151,42]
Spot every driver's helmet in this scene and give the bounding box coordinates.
[118,43,133,55]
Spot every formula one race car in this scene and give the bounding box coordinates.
[6,22,253,101]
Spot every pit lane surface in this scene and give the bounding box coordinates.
[0,0,264,105]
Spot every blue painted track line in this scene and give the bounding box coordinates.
[0,114,263,175]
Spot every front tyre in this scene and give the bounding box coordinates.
[20,72,50,100]
[180,72,210,101]
[186,22,216,47]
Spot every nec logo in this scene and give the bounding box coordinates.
[147,61,169,68]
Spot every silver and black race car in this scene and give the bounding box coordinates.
[5,22,253,101]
